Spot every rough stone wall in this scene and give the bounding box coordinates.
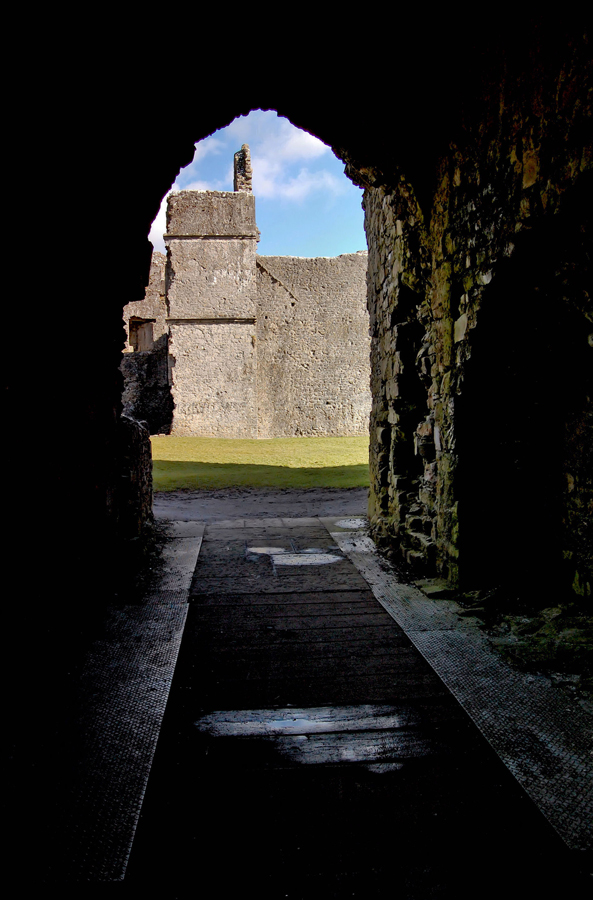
[115,415,153,540]
[256,253,370,436]
[365,183,432,566]
[365,40,592,599]
[168,320,258,437]
[122,251,167,350]
[234,144,253,193]
[120,342,173,434]
[120,252,173,433]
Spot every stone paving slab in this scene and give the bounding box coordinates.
[206,517,324,530]
[281,516,321,526]
[327,520,593,854]
[189,573,370,594]
[191,589,376,607]
[195,610,389,630]
[199,637,417,659]
[204,523,331,538]
[194,622,407,648]
[63,599,188,881]
[206,517,287,528]
[193,600,384,618]
[61,520,201,881]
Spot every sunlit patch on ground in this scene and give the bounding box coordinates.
[247,546,343,566]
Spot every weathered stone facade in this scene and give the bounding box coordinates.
[255,254,370,436]
[363,42,592,600]
[120,251,173,434]
[122,146,370,438]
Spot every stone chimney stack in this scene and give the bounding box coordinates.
[234,144,253,193]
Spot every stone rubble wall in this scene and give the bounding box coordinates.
[364,183,431,565]
[234,144,253,193]
[120,338,173,434]
[365,40,592,599]
[121,252,172,432]
[115,415,153,540]
[122,251,168,350]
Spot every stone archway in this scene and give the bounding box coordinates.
[12,21,589,620]
[7,25,591,886]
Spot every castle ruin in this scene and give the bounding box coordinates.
[121,145,370,438]
[9,22,593,880]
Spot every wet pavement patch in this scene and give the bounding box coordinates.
[333,517,368,530]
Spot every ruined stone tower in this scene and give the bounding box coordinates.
[165,148,260,436]
[123,145,370,438]
[233,143,253,192]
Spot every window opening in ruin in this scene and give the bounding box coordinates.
[129,317,155,352]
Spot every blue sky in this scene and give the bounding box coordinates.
[149,110,366,258]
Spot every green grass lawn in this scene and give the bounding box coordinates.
[151,435,370,491]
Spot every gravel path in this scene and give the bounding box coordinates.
[153,486,369,522]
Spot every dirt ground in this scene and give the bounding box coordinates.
[153,486,369,522]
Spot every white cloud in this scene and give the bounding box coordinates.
[149,195,169,253]
[224,110,273,143]
[243,113,336,201]
[175,135,229,190]
[191,134,225,162]
[271,120,328,161]
[149,174,230,253]
[254,161,346,202]
[225,110,329,162]
[176,177,228,192]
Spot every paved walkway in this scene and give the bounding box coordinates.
[61,514,592,894]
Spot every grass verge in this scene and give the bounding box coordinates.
[151,435,370,491]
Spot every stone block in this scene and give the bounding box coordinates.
[167,239,257,319]
[169,321,257,437]
[167,190,258,237]
[454,313,468,342]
